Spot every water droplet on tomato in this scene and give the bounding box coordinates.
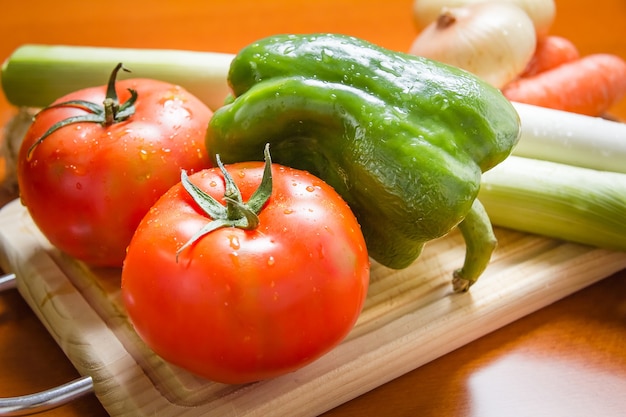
[283,208,293,215]
[75,182,82,190]
[305,185,315,192]
[69,164,87,176]
[228,235,240,250]
[209,181,217,187]
[267,256,275,266]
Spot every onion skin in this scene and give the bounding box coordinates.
[413,0,556,38]
[409,2,537,88]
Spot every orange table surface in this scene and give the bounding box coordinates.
[1,1,626,416]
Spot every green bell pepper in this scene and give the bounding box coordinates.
[206,33,521,291]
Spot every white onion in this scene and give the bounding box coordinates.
[409,2,537,88]
[413,0,556,38]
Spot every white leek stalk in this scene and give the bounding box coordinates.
[1,44,234,111]
[512,102,626,175]
[479,155,626,252]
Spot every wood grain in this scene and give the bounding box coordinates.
[322,270,626,417]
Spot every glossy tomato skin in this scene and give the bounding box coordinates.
[121,162,370,384]
[17,79,212,266]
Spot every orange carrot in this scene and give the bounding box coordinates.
[502,53,626,116]
[521,35,580,77]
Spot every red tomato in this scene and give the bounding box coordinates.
[17,67,212,267]
[121,155,370,384]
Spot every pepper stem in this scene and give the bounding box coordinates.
[452,198,498,292]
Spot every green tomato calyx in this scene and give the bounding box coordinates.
[26,62,137,160]
[176,143,273,262]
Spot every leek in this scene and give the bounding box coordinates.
[1,44,234,111]
[511,102,626,175]
[479,155,626,252]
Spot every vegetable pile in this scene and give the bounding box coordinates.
[208,33,521,290]
[409,0,626,117]
[408,0,626,250]
[1,0,626,385]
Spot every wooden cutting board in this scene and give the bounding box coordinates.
[1,198,625,416]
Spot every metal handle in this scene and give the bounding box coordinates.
[0,273,95,416]
[0,376,94,416]
[0,273,16,291]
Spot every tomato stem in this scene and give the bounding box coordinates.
[26,63,138,160]
[176,144,273,262]
[103,63,131,126]
[103,98,116,125]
